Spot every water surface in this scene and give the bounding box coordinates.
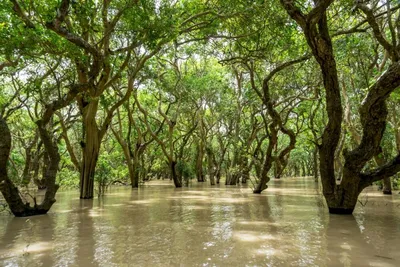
[0,177,399,266]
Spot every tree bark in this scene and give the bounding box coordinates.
[374,152,392,195]
[0,118,60,217]
[206,147,216,185]
[111,125,137,188]
[57,113,81,171]
[170,160,182,188]
[21,132,38,185]
[80,100,100,199]
[281,0,400,214]
[196,142,205,182]
[131,151,141,188]
[313,146,319,182]
[253,122,276,193]
[241,157,250,183]
[382,177,392,195]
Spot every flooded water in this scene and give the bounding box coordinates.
[0,177,399,267]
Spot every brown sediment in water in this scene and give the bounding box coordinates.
[0,177,399,266]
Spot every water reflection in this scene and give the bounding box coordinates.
[325,214,398,266]
[0,215,55,266]
[0,177,399,266]
[77,200,97,266]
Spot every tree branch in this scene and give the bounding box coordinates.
[10,0,35,28]
[357,3,399,61]
[360,153,400,186]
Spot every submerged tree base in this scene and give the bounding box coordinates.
[328,207,354,215]
[13,208,49,217]
[253,184,268,194]
[80,196,94,199]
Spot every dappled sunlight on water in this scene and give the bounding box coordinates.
[0,177,399,266]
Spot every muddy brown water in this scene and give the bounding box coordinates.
[0,177,399,266]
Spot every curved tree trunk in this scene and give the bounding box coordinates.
[0,80,78,216]
[281,0,400,214]
[252,100,277,193]
[254,124,276,193]
[253,148,274,193]
[0,118,60,217]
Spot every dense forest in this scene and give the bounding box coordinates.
[0,0,400,217]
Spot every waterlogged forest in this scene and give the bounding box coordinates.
[1,0,400,265]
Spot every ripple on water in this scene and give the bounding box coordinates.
[0,177,399,266]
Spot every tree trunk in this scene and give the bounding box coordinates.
[128,157,136,188]
[301,161,306,177]
[274,160,282,179]
[226,173,238,185]
[374,153,392,195]
[294,164,299,177]
[382,177,392,195]
[80,101,100,199]
[313,146,319,182]
[323,183,360,214]
[196,143,205,182]
[131,150,142,188]
[209,172,215,185]
[225,173,230,185]
[170,160,182,188]
[144,155,153,181]
[226,152,239,186]
[31,143,42,185]
[254,159,262,178]
[215,170,221,184]
[241,157,249,183]
[206,147,215,185]
[241,173,248,183]
[111,126,138,188]
[21,133,37,185]
[253,148,274,193]
[254,125,276,193]
[34,151,49,190]
[0,118,60,217]
[36,120,60,210]
[281,0,400,215]
[125,152,137,188]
